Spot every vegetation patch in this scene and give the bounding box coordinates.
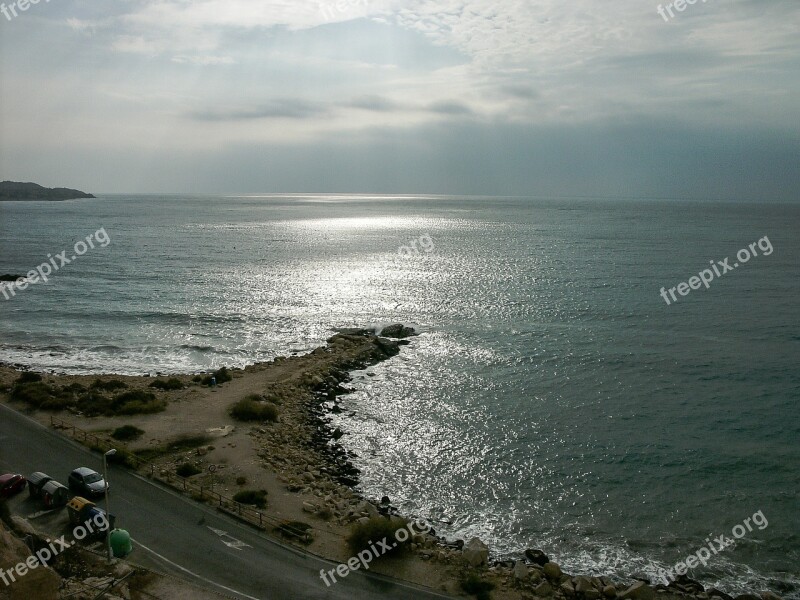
[15,372,42,384]
[149,378,184,391]
[91,379,128,392]
[233,489,268,509]
[347,516,410,557]
[111,425,145,441]
[200,367,233,386]
[229,395,279,422]
[461,574,496,600]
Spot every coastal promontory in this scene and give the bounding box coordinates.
[0,181,95,201]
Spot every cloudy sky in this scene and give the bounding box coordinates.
[0,0,798,198]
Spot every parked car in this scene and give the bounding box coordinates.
[67,468,108,497]
[0,474,27,499]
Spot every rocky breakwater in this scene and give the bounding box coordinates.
[252,325,417,520]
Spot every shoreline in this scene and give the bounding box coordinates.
[0,328,787,600]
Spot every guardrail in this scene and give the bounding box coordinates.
[48,416,316,540]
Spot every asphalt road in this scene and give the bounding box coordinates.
[0,404,453,600]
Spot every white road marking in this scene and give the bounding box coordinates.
[131,537,261,600]
[208,526,252,551]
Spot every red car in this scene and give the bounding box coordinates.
[0,474,27,499]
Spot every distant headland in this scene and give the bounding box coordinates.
[0,181,95,201]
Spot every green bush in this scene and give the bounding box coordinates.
[236,476,247,486]
[112,390,166,415]
[112,425,145,441]
[91,379,128,391]
[233,489,268,509]
[201,367,234,386]
[149,378,184,391]
[229,396,279,422]
[11,382,55,407]
[15,372,42,384]
[176,463,201,478]
[461,574,495,600]
[346,516,410,557]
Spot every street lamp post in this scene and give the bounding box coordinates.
[103,449,116,564]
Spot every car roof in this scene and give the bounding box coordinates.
[0,474,20,483]
[72,467,99,477]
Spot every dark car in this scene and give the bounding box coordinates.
[0,474,27,499]
[67,468,108,497]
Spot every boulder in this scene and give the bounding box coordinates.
[561,581,577,598]
[462,537,489,567]
[543,562,562,580]
[734,596,762,600]
[535,581,554,597]
[575,577,595,593]
[603,585,618,598]
[513,561,529,580]
[760,593,783,600]
[379,324,417,339]
[525,548,551,566]
[585,591,601,600]
[708,589,734,600]
[620,581,655,600]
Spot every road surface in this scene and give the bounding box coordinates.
[0,403,454,600]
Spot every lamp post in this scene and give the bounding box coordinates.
[103,449,116,563]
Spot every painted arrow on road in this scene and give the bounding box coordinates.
[208,526,252,551]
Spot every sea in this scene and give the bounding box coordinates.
[1,195,798,597]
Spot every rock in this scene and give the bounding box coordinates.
[734,596,762,600]
[379,324,417,339]
[575,577,595,593]
[620,581,655,600]
[760,593,783,600]
[535,581,554,597]
[10,516,37,536]
[526,548,551,566]
[603,585,618,598]
[358,501,379,518]
[543,562,562,580]
[513,561,529,580]
[462,537,490,567]
[356,516,370,525]
[708,589,734,600]
[302,502,317,514]
[585,591,601,600]
[561,581,577,598]
[302,472,315,482]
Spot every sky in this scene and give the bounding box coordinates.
[0,0,798,199]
